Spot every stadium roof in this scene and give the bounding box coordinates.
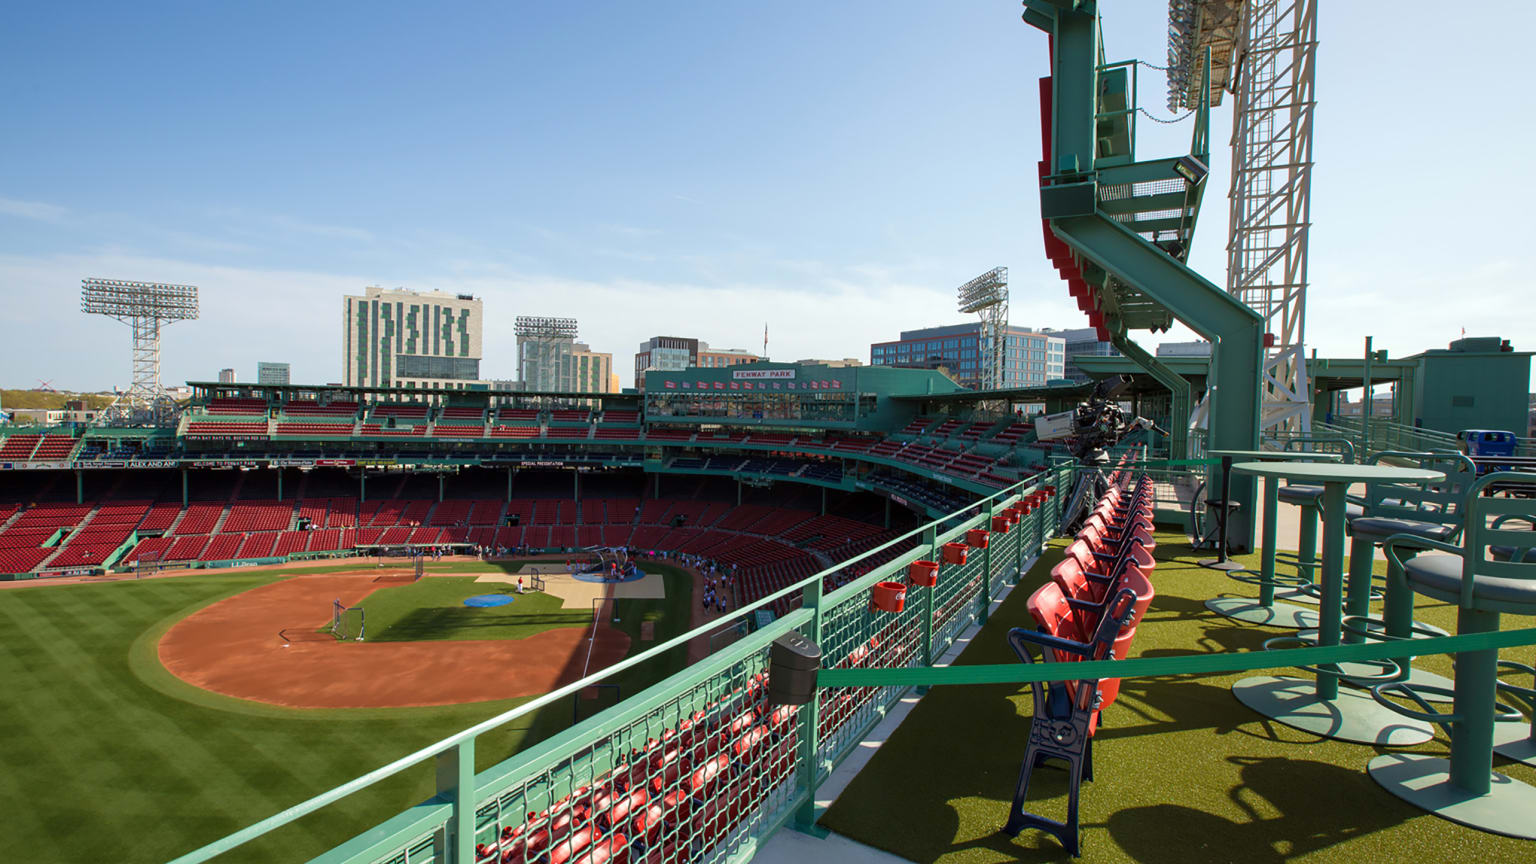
[185,381,642,402]
[889,380,1091,404]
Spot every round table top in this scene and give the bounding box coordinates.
[1231,461,1444,484]
[1209,449,1343,462]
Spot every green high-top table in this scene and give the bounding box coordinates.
[1229,461,1441,745]
[1204,449,1341,628]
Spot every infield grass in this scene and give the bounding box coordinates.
[348,578,590,642]
[0,560,695,864]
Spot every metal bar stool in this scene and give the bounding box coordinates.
[1336,451,1477,700]
[1368,472,1536,837]
[1204,449,1340,628]
[1273,436,1358,607]
[1491,537,1536,768]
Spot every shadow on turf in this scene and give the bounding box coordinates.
[373,607,590,641]
[1103,755,1416,863]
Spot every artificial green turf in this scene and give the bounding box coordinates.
[818,534,1536,863]
[353,578,590,642]
[0,562,697,864]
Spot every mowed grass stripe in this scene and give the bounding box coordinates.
[0,564,696,864]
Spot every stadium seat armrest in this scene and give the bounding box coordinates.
[1007,627,1092,659]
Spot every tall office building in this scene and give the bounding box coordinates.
[1041,327,1119,382]
[343,287,483,390]
[516,317,614,394]
[869,324,1064,388]
[256,361,290,386]
[571,344,615,395]
[217,368,236,384]
[633,336,762,389]
[634,337,700,386]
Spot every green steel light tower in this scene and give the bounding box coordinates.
[1023,0,1264,547]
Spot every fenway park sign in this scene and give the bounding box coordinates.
[731,369,795,380]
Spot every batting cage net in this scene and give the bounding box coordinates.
[330,599,365,641]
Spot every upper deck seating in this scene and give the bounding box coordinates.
[206,398,269,416]
[186,421,269,437]
[0,435,42,459]
[31,436,78,460]
[283,400,359,418]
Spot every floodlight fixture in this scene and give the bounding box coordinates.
[956,266,1009,314]
[81,278,200,426]
[514,316,580,393]
[513,316,579,340]
[1173,155,1209,185]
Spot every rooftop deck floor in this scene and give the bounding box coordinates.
[815,533,1536,862]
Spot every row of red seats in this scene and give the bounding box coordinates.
[223,501,295,532]
[480,674,797,864]
[1004,472,1156,855]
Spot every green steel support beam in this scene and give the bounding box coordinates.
[1033,2,1259,546]
[792,574,828,836]
[979,501,993,626]
[1051,213,1263,547]
[1106,328,1192,461]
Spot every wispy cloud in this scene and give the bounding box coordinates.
[0,196,68,223]
[207,207,375,245]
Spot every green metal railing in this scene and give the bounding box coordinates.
[1317,418,1460,459]
[166,464,1072,864]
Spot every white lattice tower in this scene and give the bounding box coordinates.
[956,267,1009,393]
[1225,0,1317,432]
[81,278,199,426]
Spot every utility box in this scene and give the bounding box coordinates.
[768,632,822,706]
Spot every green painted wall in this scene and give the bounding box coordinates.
[1412,348,1530,435]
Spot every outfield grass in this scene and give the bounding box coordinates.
[818,535,1536,863]
[355,578,590,642]
[0,560,697,864]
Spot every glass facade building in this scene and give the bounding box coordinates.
[869,324,1064,389]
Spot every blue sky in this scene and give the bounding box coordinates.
[2,1,1532,391]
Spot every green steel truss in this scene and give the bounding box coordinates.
[1026,0,1262,547]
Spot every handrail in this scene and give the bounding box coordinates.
[164,467,1060,864]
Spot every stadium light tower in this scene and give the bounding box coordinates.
[514,316,579,394]
[956,267,1009,392]
[1168,0,1317,433]
[81,278,199,426]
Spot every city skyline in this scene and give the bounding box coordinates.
[2,2,1532,391]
